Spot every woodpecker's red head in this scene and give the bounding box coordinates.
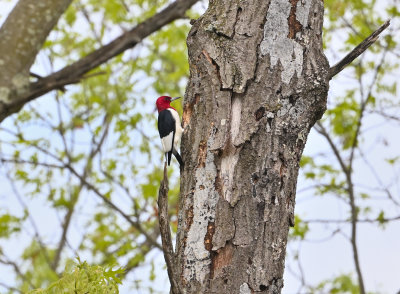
[155,96,181,113]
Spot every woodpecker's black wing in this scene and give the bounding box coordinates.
[158,109,176,166]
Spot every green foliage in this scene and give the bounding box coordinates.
[313,274,360,294]
[139,22,191,98]
[326,93,360,150]
[300,154,345,199]
[0,210,26,238]
[18,241,59,292]
[289,215,309,240]
[295,0,400,292]
[376,210,387,228]
[29,259,123,294]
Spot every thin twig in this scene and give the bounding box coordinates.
[329,20,390,79]
[53,115,111,270]
[314,122,348,174]
[0,281,23,293]
[304,215,400,224]
[65,162,162,250]
[79,5,103,44]
[0,158,64,169]
[157,163,181,294]
[4,171,56,274]
[123,233,160,275]
[29,72,43,79]
[315,121,365,293]
[0,257,35,289]
[349,50,387,171]
[358,148,400,207]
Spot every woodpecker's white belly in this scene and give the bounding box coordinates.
[161,133,173,153]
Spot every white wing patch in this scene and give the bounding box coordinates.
[168,108,184,147]
[161,131,173,153]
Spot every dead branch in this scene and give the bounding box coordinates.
[157,163,181,294]
[329,20,390,79]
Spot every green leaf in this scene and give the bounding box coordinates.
[0,211,23,238]
[376,211,386,226]
[289,215,309,240]
[28,259,122,293]
[315,273,360,294]
[385,156,400,165]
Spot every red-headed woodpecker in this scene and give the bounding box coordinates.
[156,96,184,167]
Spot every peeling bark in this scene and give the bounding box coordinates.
[177,0,329,292]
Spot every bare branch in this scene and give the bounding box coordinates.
[52,202,75,271]
[304,215,400,224]
[65,162,162,250]
[158,163,181,294]
[315,121,365,293]
[123,232,160,275]
[79,5,103,44]
[329,20,390,79]
[358,147,400,207]
[0,281,23,294]
[53,114,111,270]
[314,122,348,174]
[349,50,388,170]
[0,257,35,289]
[0,158,64,169]
[3,172,57,274]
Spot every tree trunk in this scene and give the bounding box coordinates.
[177,0,329,292]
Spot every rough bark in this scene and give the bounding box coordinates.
[177,0,329,292]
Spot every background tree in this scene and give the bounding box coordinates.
[0,0,398,293]
[287,0,400,292]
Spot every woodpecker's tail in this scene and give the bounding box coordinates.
[166,151,172,166]
[172,148,184,168]
[166,130,176,166]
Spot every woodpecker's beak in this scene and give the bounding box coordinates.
[170,97,181,102]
